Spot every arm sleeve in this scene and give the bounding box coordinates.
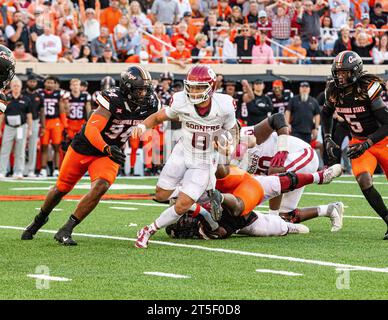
[369,106,388,144]
[84,113,109,152]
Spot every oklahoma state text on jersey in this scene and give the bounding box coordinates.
[324,80,384,138]
[71,87,160,156]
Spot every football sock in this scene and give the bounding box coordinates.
[269,209,280,216]
[60,215,80,233]
[152,206,181,231]
[279,173,314,191]
[318,205,329,217]
[37,209,50,221]
[362,186,388,226]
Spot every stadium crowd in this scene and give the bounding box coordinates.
[0,0,387,64]
[0,71,387,178]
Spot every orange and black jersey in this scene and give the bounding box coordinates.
[68,92,91,120]
[38,89,62,119]
[323,78,388,143]
[267,89,293,114]
[0,91,7,113]
[71,87,160,156]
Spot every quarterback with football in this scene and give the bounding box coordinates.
[322,51,388,240]
[132,65,238,249]
[21,66,159,245]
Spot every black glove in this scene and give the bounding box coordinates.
[324,134,340,161]
[347,140,371,159]
[103,145,126,165]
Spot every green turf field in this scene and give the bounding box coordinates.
[0,175,387,300]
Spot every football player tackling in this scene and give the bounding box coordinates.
[322,51,388,240]
[21,66,159,245]
[132,65,237,248]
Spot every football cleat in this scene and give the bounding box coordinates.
[54,229,77,246]
[21,215,49,240]
[383,230,388,241]
[208,189,223,222]
[135,225,155,249]
[319,164,342,184]
[27,171,36,178]
[327,202,344,232]
[287,223,310,234]
[39,169,47,178]
[53,169,59,177]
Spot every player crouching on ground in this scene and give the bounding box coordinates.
[21,66,159,245]
[322,51,388,240]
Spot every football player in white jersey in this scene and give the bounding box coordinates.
[131,65,237,248]
[227,114,344,232]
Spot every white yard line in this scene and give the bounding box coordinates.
[27,274,71,282]
[344,215,381,220]
[11,184,155,191]
[333,180,386,185]
[110,207,138,211]
[303,192,388,200]
[143,272,190,279]
[2,225,388,274]
[255,269,303,276]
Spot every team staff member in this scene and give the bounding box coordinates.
[38,76,69,177]
[67,78,92,140]
[285,82,320,144]
[21,66,160,245]
[0,77,32,179]
[23,74,45,177]
[323,51,388,240]
[244,78,273,125]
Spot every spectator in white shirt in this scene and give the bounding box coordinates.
[83,8,101,42]
[329,0,350,29]
[320,15,337,56]
[373,34,388,65]
[35,24,62,62]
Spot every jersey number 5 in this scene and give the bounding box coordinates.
[344,114,363,133]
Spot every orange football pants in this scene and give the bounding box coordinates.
[41,118,62,145]
[216,166,264,216]
[350,136,388,179]
[56,146,120,193]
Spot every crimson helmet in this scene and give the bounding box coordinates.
[184,65,217,104]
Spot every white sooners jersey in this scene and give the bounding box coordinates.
[240,130,312,175]
[165,92,236,163]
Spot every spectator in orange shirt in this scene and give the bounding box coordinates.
[148,22,172,63]
[169,38,191,68]
[218,0,232,21]
[171,21,196,49]
[100,0,122,34]
[282,35,307,64]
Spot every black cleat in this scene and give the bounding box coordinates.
[383,231,388,240]
[21,216,49,240]
[54,229,77,246]
[208,189,223,222]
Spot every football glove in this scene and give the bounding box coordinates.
[103,145,126,165]
[347,140,371,159]
[324,134,340,161]
[270,151,289,168]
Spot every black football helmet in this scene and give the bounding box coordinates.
[0,45,15,90]
[331,51,363,89]
[120,66,153,107]
[100,76,115,90]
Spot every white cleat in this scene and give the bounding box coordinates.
[328,202,344,232]
[12,173,23,180]
[39,169,47,178]
[0,173,5,179]
[27,171,36,178]
[53,169,59,177]
[135,226,155,249]
[287,223,310,234]
[321,164,342,184]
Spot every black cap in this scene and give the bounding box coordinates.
[27,74,38,81]
[254,79,264,84]
[300,81,310,87]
